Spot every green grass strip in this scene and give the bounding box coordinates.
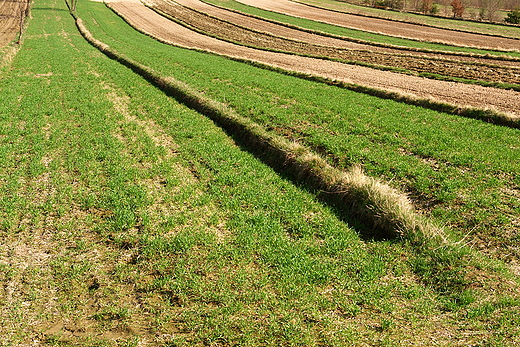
[231,58,520,128]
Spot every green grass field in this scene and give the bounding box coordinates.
[0,0,519,345]
[82,0,520,261]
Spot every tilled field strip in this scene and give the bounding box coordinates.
[158,0,520,85]
[0,0,26,46]
[295,0,520,39]
[178,0,520,64]
[105,0,520,117]
[235,0,520,52]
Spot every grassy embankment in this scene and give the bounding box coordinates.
[296,0,520,39]
[0,0,518,345]
[203,0,520,58]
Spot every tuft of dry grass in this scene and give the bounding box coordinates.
[0,45,20,70]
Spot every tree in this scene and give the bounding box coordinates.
[451,0,465,17]
[421,0,434,13]
[505,7,520,23]
[479,0,504,21]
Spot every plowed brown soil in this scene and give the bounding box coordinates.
[0,0,28,47]
[175,0,520,65]
[154,0,520,84]
[236,0,520,51]
[106,0,520,117]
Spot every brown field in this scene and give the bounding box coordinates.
[0,0,28,46]
[106,0,520,117]
[154,0,520,85]
[236,0,520,51]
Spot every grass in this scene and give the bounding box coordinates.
[76,13,449,242]
[1,2,407,345]
[202,0,520,58]
[0,0,519,345]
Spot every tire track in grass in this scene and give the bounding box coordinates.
[101,79,231,241]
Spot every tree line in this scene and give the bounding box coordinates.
[351,0,520,22]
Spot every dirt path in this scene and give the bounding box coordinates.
[105,0,520,117]
[154,0,520,84]
[235,0,520,52]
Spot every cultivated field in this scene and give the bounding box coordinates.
[106,0,520,117]
[295,0,520,37]
[0,0,29,46]
[150,0,520,85]
[235,0,520,50]
[0,0,519,345]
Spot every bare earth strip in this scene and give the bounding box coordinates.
[0,0,27,46]
[105,0,520,117]
[235,0,520,52]
[154,0,520,84]
[173,0,394,53]
[173,0,520,68]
